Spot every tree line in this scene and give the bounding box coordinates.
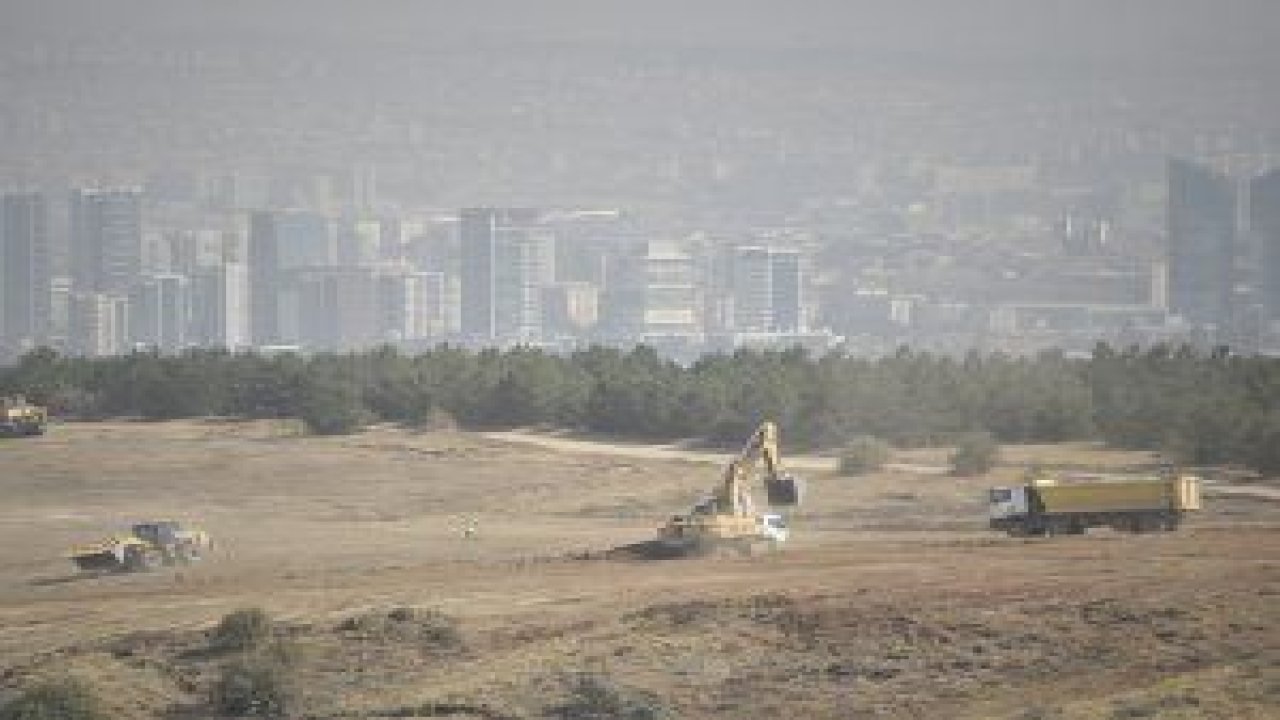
[2,343,1278,474]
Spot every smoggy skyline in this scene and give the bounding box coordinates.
[2,1,1279,361]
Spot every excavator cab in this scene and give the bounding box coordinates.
[691,499,716,515]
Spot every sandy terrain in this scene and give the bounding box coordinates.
[0,420,1276,719]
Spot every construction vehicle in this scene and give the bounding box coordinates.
[988,473,1201,537]
[657,421,803,554]
[0,395,47,437]
[69,521,212,572]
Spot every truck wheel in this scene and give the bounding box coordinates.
[1140,514,1163,533]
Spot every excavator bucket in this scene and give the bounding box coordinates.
[766,473,804,506]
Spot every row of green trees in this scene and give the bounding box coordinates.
[3,343,1278,474]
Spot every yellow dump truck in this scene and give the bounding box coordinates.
[988,474,1201,536]
[0,395,47,437]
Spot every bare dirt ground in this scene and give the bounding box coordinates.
[0,420,1276,719]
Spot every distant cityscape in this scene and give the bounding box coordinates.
[2,154,1279,363]
[2,23,1279,362]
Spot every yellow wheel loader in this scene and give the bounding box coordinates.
[657,421,804,555]
[69,521,212,572]
[0,395,47,437]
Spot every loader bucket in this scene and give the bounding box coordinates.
[766,473,804,506]
[72,551,123,572]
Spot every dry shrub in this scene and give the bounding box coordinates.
[547,672,670,719]
[950,431,1000,476]
[0,677,109,720]
[211,608,274,653]
[838,435,892,476]
[211,656,295,718]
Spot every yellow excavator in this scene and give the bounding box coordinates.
[69,521,212,573]
[657,421,804,554]
[0,395,47,437]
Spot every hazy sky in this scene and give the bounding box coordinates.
[7,0,1280,70]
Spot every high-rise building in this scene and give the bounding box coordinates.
[1,192,52,354]
[129,274,191,352]
[377,269,444,342]
[70,293,129,357]
[352,164,377,211]
[730,246,805,333]
[192,263,249,349]
[379,216,421,264]
[248,211,281,345]
[47,277,73,352]
[731,246,773,332]
[169,229,230,276]
[1166,159,1237,328]
[541,282,600,338]
[70,187,143,296]
[409,219,457,274]
[296,267,379,351]
[768,248,804,333]
[1252,168,1280,321]
[459,207,501,339]
[337,217,381,267]
[249,210,333,345]
[459,208,553,343]
[601,240,701,343]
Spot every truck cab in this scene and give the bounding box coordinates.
[988,486,1029,524]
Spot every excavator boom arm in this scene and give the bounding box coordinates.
[715,422,801,514]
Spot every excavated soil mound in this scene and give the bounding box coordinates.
[602,539,694,561]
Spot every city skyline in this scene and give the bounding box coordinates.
[2,3,1280,360]
[4,154,1280,364]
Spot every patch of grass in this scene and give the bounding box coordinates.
[0,677,109,720]
[336,607,464,652]
[1014,708,1062,720]
[1109,703,1156,719]
[546,672,670,719]
[1108,690,1205,720]
[378,700,516,719]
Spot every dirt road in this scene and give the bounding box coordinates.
[487,429,1280,498]
[482,428,951,475]
[0,421,1275,719]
